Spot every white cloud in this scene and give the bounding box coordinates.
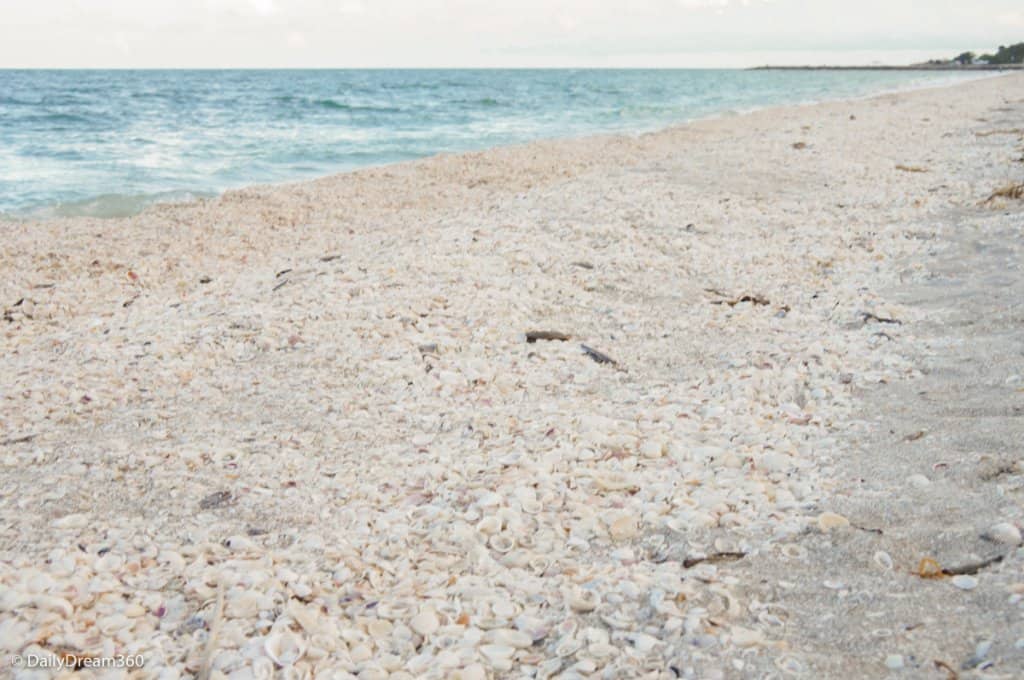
[0,0,1020,67]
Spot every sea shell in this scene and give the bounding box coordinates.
[816,512,850,531]
[376,600,416,620]
[609,515,640,541]
[554,636,583,658]
[488,533,516,553]
[568,588,600,613]
[264,630,307,667]
[409,609,440,637]
[952,575,979,591]
[486,628,533,648]
[479,644,516,670]
[985,522,1022,546]
[476,516,503,535]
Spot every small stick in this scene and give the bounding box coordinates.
[525,330,571,343]
[1,434,36,446]
[581,344,616,365]
[683,552,747,568]
[862,312,902,325]
[942,553,1004,576]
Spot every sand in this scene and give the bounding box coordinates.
[1,74,1023,679]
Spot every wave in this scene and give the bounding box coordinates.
[273,95,401,113]
[21,190,214,219]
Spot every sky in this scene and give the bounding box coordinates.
[0,0,1021,68]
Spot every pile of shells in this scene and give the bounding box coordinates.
[0,76,995,678]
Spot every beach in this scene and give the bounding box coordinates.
[1,73,1023,678]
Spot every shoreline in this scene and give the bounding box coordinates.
[0,69,1001,223]
[753,64,1024,71]
[1,74,1023,677]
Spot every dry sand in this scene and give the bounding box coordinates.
[1,74,1023,679]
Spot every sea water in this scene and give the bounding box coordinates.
[0,69,984,218]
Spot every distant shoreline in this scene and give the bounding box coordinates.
[752,64,1024,71]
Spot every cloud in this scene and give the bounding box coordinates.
[334,0,366,14]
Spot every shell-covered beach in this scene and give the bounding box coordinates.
[2,74,1023,678]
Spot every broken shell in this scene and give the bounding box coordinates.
[409,609,440,637]
[816,512,850,531]
[264,630,307,667]
[487,628,533,648]
[555,636,583,658]
[873,551,894,571]
[476,516,503,535]
[781,544,807,560]
[479,644,516,670]
[609,515,640,541]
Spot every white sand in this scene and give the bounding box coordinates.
[1,74,1023,679]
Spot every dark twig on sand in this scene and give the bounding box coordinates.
[942,553,1005,576]
[683,552,747,569]
[1,434,36,446]
[525,331,571,343]
[581,344,616,365]
[705,289,771,307]
[861,312,903,325]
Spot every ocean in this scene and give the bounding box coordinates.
[0,69,984,218]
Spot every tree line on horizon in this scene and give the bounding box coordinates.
[952,43,1024,65]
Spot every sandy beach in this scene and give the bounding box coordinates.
[2,73,1023,679]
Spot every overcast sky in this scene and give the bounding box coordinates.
[0,0,1020,68]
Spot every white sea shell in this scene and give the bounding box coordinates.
[952,575,979,591]
[367,619,393,640]
[476,515,502,535]
[873,551,894,570]
[486,628,533,648]
[488,533,515,553]
[264,630,307,667]
[816,512,850,531]
[609,515,640,541]
[451,664,488,680]
[568,588,600,613]
[29,595,74,618]
[479,644,515,670]
[409,609,440,637]
[51,513,89,529]
[985,522,1022,546]
[554,636,583,657]
[376,600,415,620]
[731,626,766,647]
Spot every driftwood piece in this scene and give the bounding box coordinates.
[525,330,571,343]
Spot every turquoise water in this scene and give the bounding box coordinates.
[0,69,983,218]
